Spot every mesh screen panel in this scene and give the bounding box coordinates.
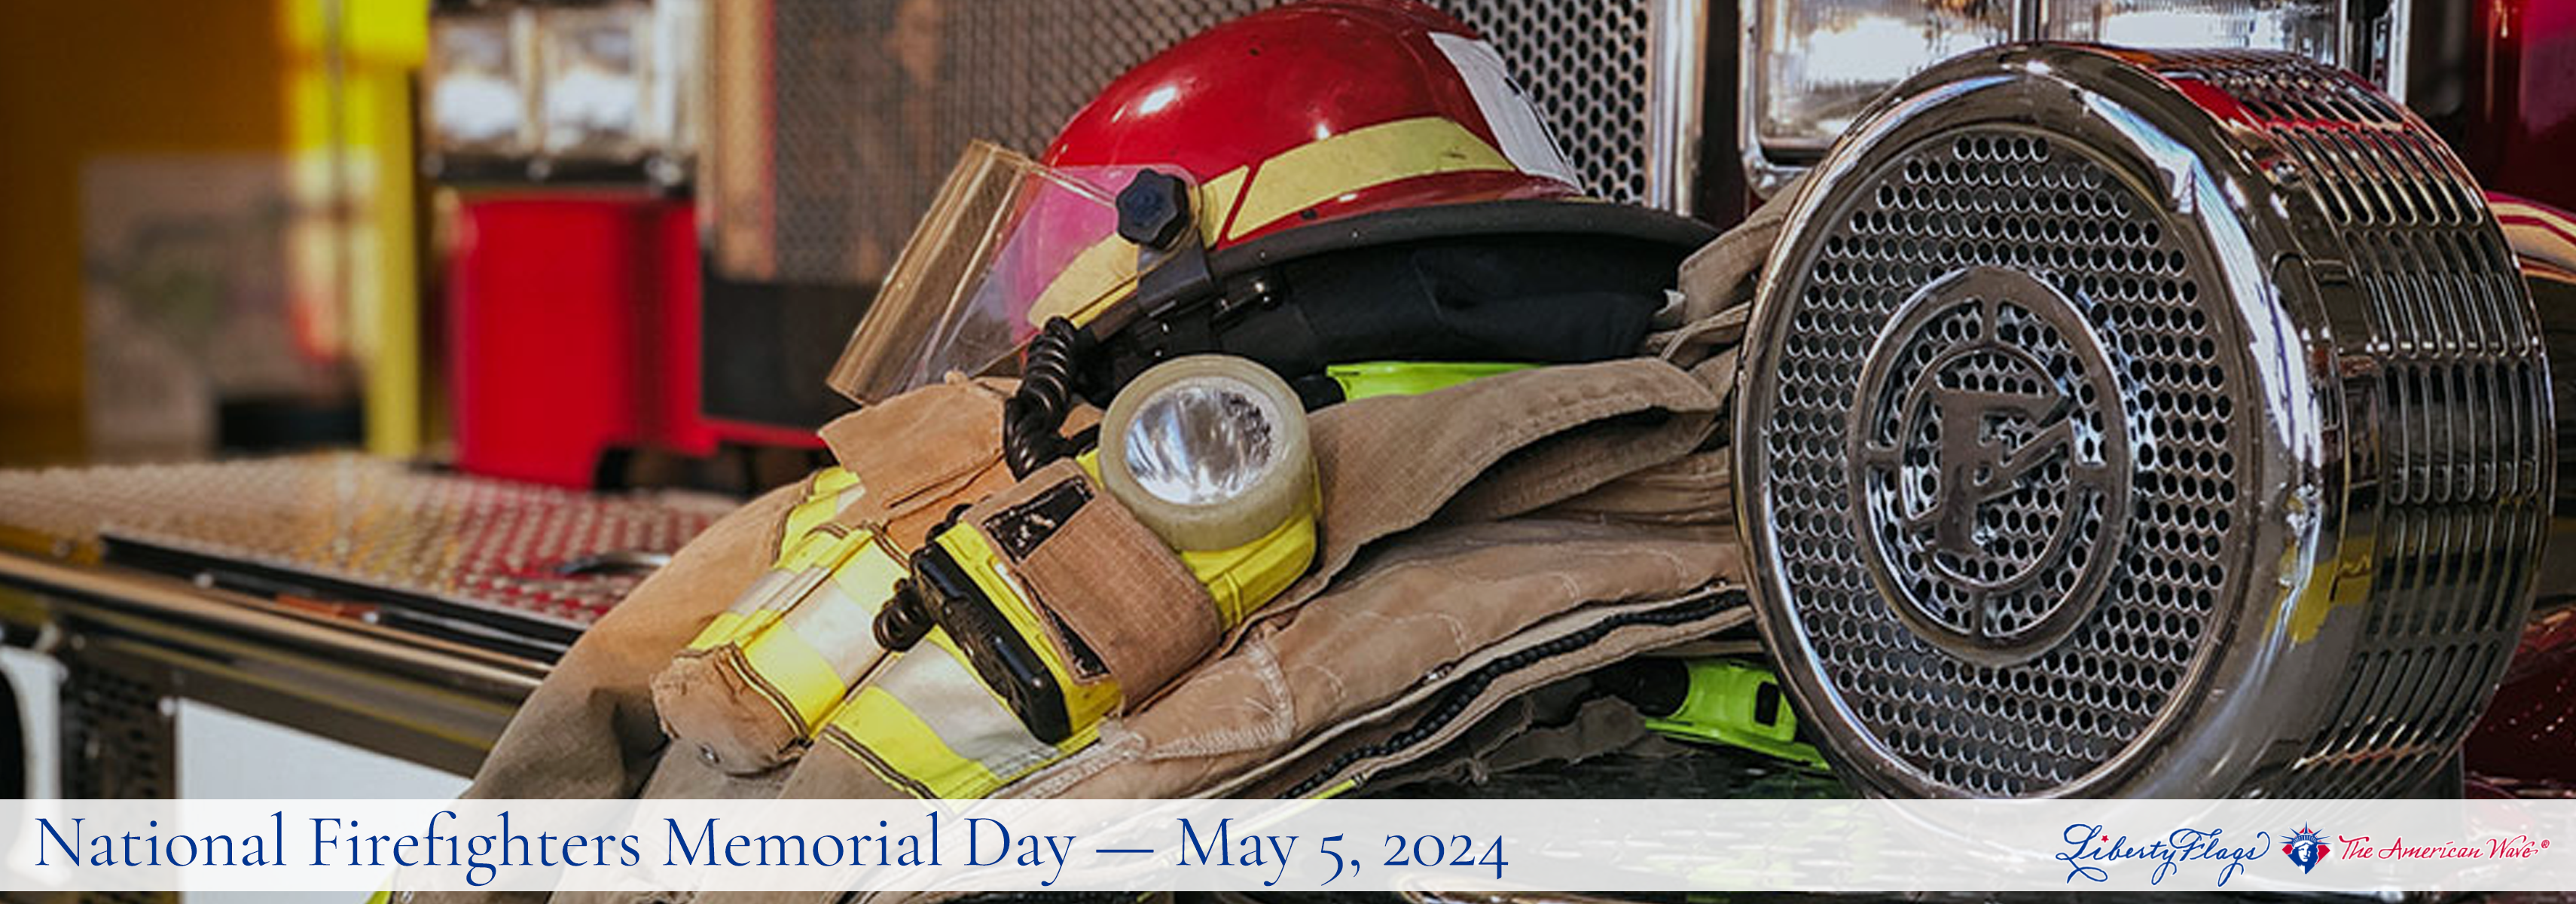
[708,0,1671,287]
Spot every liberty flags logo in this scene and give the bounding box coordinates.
[2281,826,2332,873]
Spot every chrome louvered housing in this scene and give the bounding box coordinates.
[1734,44,2551,797]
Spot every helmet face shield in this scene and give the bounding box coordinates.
[829,140,1198,404]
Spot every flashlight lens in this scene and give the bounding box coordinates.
[1120,376,1283,507]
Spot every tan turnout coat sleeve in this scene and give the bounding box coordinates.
[429,191,1802,904]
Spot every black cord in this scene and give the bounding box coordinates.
[1003,316,1087,478]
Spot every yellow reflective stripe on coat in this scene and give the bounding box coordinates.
[737,620,847,729]
[722,531,913,730]
[783,467,865,548]
[672,492,911,738]
[685,522,875,652]
[781,567,898,686]
[820,628,1086,799]
[683,568,795,650]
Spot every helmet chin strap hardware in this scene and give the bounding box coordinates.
[1207,274,1280,322]
[1119,169,1217,326]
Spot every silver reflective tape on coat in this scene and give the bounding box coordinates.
[870,643,1062,780]
[780,581,890,686]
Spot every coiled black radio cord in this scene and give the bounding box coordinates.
[1002,316,1087,478]
[882,319,1086,654]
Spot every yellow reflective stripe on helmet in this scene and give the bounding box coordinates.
[1024,240,1146,329]
[1224,116,1515,241]
[1196,166,1247,246]
[1025,116,1492,331]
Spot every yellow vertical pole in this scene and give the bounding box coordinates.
[281,0,427,457]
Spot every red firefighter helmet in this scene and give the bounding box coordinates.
[831,0,1712,405]
[1045,0,1586,246]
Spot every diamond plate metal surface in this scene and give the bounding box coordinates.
[0,455,734,634]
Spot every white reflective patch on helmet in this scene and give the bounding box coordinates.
[1427,32,1581,192]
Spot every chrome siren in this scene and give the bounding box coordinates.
[1734,45,2553,797]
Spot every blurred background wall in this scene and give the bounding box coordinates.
[0,0,426,468]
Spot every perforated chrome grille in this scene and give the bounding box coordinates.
[1739,46,2547,799]
[1448,0,1653,202]
[707,0,1671,287]
[1762,130,2242,795]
